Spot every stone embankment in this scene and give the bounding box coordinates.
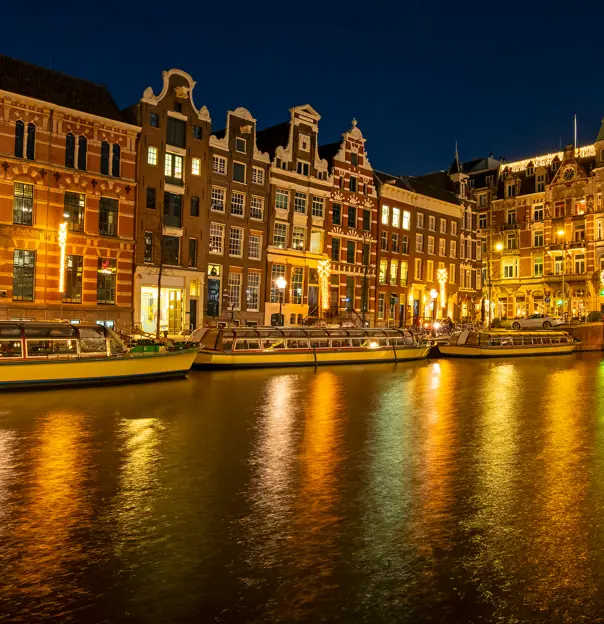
[563,323,604,351]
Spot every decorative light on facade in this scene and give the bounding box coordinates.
[317,259,331,311]
[600,269,604,286]
[436,268,448,309]
[58,221,67,294]
[504,145,595,172]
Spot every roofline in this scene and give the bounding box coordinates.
[0,89,141,132]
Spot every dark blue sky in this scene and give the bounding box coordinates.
[4,1,604,175]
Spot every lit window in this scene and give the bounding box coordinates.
[439,238,446,256]
[379,259,387,284]
[450,241,457,258]
[191,157,201,175]
[402,210,410,230]
[13,182,34,226]
[415,233,423,252]
[534,257,543,277]
[414,258,422,280]
[270,265,286,303]
[440,218,447,233]
[390,260,398,286]
[213,155,227,175]
[450,222,457,235]
[381,205,390,225]
[147,146,158,165]
[400,261,408,286]
[165,153,183,181]
[252,166,264,185]
[392,207,400,228]
[377,293,385,319]
[292,226,306,250]
[417,213,424,228]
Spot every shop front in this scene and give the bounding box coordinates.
[134,266,204,337]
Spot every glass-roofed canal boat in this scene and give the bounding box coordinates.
[438,329,576,358]
[187,326,431,369]
[0,321,197,389]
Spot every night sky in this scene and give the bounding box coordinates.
[3,1,604,175]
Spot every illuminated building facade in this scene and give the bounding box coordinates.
[320,120,377,325]
[374,171,467,325]
[256,106,332,326]
[206,107,270,326]
[0,55,139,328]
[124,69,209,335]
[479,131,604,320]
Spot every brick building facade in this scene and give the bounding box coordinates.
[0,55,139,329]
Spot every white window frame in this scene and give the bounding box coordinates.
[229,227,244,257]
[212,155,227,175]
[235,137,246,153]
[250,196,264,220]
[209,223,224,254]
[416,213,424,228]
[147,146,158,166]
[275,189,289,211]
[248,233,262,260]
[211,187,226,212]
[273,222,288,248]
[246,272,261,311]
[231,190,245,217]
[402,210,410,230]
[252,166,264,185]
[191,157,201,176]
[392,207,401,228]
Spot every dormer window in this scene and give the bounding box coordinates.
[297,161,310,176]
[552,160,559,171]
[526,165,534,176]
[350,152,358,167]
[459,181,466,198]
[486,175,494,186]
[506,183,516,198]
[502,171,508,180]
[235,137,246,153]
[536,174,545,193]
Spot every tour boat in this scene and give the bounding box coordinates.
[0,321,197,389]
[438,329,576,358]
[187,326,431,369]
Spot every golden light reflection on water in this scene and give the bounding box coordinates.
[113,418,164,558]
[416,361,458,552]
[283,371,343,618]
[4,411,91,600]
[527,368,594,611]
[0,429,17,527]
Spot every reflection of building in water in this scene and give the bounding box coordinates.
[0,430,17,524]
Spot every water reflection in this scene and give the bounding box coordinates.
[0,429,17,527]
[3,410,92,611]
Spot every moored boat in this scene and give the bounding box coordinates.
[0,321,197,389]
[438,329,576,358]
[186,326,431,369]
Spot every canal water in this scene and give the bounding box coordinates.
[2,355,604,623]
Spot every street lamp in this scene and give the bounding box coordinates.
[276,276,287,326]
[557,229,566,319]
[429,288,438,323]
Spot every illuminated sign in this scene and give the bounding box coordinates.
[436,268,448,309]
[317,259,331,311]
[58,222,67,293]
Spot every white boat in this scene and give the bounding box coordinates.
[187,326,431,369]
[438,329,576,358]
[0,322,197,389]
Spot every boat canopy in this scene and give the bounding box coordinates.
[450,329,572,346]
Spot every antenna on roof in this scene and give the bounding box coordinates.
[574,114,578,150]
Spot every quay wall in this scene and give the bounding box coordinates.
[564,323,604,352]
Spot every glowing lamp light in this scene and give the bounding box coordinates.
[436,268,448,310]
[317,259,331,311]
[429,289,438,299]
[58,221,67,294]
[557,229,565,237]
[433,322,441,330]
[369,341,379,349]
[275,276,287,290]
[495,242,503,251]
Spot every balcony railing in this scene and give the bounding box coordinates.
[542,272,592,282]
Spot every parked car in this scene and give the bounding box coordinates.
[511,314,564,330]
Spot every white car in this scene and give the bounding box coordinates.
[511,314,564,330]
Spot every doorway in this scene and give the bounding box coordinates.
[207,278,220,317]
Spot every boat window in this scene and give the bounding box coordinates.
[532,336,542,344]
[78,326,108,355]
[350,338,365,347]
[263,338,285,350]
[0,326,21,338]
[0,340,22,358]
[222,338,234,351]
[512,336,523,346]
[448,333,460,345]
[198,330,219,350]
[330,338,350,348]
[106,328,127,354]
[24,324,77,338]
[286,339,309,349]
[466,332,479,346]
[26,339,78,358]
[488,336,502,347]
[189,328,205,343]
[234,339,261,350]
[310,338,329,349]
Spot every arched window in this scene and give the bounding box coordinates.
[65,133,75,168]
[100,141,110,175]
[77,136,87,171]
[26,123,36,160]
[14,120,24,158]
[112,143,120,177]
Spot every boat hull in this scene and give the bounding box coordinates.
[439,344,576,358]
[193,346,430,369]
[0,349,198,389]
